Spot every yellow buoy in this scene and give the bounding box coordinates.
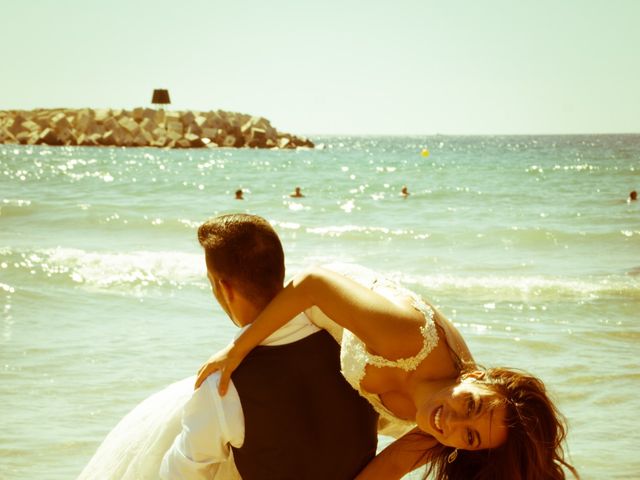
[421,148,430,157]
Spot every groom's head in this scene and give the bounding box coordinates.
[198,214,285,322]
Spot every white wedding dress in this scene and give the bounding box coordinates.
[77,377,195,479]
[78,264,436,478]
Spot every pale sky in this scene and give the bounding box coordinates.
[2,0,638,135]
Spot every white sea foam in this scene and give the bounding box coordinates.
[38,248,205,291]
[2,198,32,207]
[393,272,640,300]
[0,283,16,294]
[305,225,415,237]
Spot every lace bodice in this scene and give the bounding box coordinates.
[308,264,439,437]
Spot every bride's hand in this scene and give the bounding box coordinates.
[195,343,244,394]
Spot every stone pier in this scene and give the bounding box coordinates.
[0,108,314,149]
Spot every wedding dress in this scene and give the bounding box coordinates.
[77,377,195,479]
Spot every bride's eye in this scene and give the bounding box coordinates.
[466,396,474,416]
[467,429,474,446]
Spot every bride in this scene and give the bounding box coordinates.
[197,263,579,480]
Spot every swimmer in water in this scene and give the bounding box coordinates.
[290,187,305,198]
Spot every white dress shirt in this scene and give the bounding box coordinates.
[160,313,320,479]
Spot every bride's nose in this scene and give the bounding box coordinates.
[446,409,467,431]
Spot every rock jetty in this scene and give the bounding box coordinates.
[0,108,314,149]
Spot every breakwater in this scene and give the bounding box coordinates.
[0,108,313,149]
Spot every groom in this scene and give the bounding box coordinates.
[160,213,378,479]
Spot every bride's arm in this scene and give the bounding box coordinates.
[356,428,438,480]
[196,267,425,392]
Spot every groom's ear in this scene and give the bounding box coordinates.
[218,278,235,303]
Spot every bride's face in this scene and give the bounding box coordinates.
[415,378,508,451]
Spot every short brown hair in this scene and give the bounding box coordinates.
[197,214,285,306]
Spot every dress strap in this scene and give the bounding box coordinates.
[365,296,439,372]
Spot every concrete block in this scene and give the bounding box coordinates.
[94,109,111,123]
[152,127,167,138]
[86,133,102,146]
[16,131,31,144]
[154,109,166,125]
[26,132,40,145]
[141,129,154,144]
[118,117,140,135]
[165,111,181,121]
[241,116,266,133]
[201,128,218,139]
[246,127,267,148]
[52,113,72,130]
[8,115,26,135]
[103,117,119,132]
[181,111,195,127]
[166,130,182,142]
[74,110,94,132]
[142,108,156,121]
[0,127,17,143]
[33,112,52,128]
[132,107,145,122]
[186,123,202,136]
[223,134,236,147]
[100,131,116,146]
[278,137,291,149]
[140,118,158,133]
[121,131,135,146]
[56,127,73,144]
[184,132,205,148]
[132,132,148,146]
[166,121,183,135]
[37,128,61,145]
[22,120,40,132]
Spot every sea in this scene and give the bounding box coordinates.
[1,134,639,479]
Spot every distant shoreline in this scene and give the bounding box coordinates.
[0,108,314,149]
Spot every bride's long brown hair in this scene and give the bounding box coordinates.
[419,367,579,480]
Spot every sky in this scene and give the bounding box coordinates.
[2,0,639,135]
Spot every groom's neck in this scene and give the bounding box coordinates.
[235,285,283,327]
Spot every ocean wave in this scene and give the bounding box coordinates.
[3,247,638,301]
[4,248,206,294]
[284,222,638,245]
[0,198,35,218]
[301,224,427,239]
[394,272,640,301]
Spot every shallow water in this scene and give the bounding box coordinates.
[1,135,639,478]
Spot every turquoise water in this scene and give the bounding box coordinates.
[1,135,639,479]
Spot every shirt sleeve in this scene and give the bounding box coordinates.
[160,373,244,479]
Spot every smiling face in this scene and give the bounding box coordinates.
[416,378,508,451]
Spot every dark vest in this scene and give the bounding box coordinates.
[231,330,378,480]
